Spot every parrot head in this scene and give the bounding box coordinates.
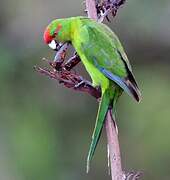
[43,19,71,50]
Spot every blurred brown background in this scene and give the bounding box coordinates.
[0,0,170,179]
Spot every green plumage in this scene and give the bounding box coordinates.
[44,16,141,172]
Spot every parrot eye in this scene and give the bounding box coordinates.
[48,40,62,51]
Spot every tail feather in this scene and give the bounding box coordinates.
[86,89,111,173]
[125,64,141,102]
[124,77,141,102]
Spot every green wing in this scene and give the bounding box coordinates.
[79,19,141,101]
[99,22,140,89]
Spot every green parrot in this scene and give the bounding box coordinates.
[43,16,141,171]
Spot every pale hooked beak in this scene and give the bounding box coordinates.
[48,40,57,50]
[48,40,62,51]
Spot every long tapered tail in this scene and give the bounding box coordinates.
[86,89,117,173]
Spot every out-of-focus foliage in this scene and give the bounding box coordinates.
[0,0,170,180]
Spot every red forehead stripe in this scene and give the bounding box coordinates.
[43,24,62,44]
[43,28,53,44]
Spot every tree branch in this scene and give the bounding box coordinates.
[105,110,125,180]
[86,0,97,19]
[34,64,101,99]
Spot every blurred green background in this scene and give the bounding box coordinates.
[0,0,170,179]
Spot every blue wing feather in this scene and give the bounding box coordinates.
[98,66,140,102]
[100,68,135,99]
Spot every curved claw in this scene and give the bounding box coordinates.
[125,171,142,180]
[74,80,92,89]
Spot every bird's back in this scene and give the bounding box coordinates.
[71,17,141,101]
[76,17,128,78]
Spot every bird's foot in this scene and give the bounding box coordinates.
[125,171,142,180]
[74,80,92,89]
[98,9,111,22]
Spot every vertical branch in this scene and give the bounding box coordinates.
[105,110,125,180]
[85,0,125,180]
[86,0,97,19]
